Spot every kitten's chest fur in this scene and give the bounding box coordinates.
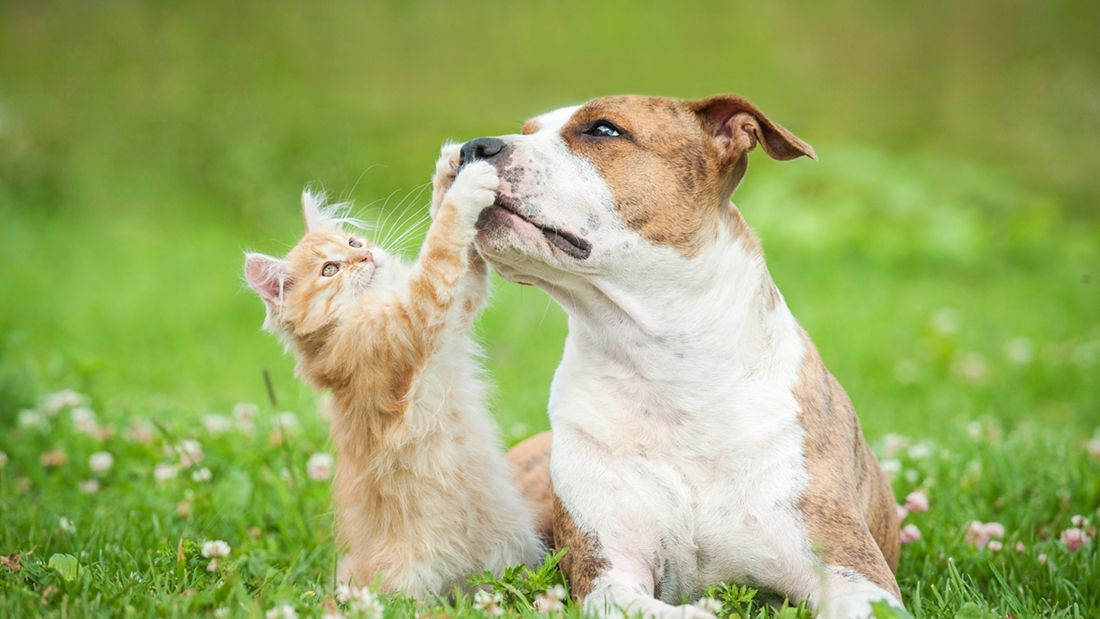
[327,326,540,595]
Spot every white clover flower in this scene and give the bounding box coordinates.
[125,419,155,444]
[880,459,901,479]
[534,584,566,612]
[880,433,910,458]
[335,583,355,604]
[89,451,113,475]
[931,307,960,334]
[70,406,99,435]
[192,467,213,483]
[78,479,100,494]
[59,516,76,533]
[19,409,49,429]
[202,540,231,558]
[693,597,723,615]
[41,389,87,414]
[907,442,934,460]
[1089,437,1100,459]
[19,409,48,430]
[177,440,204,467]
[0,450,7,469]
[1004,337,1033,364]
[473,590,504,616]
[336,584,383,615]
[233,402,258,433]
[265,604,298,619]
[953,352,989,383]
[352,587,384,618]
[202,414,233,436]
[307,453,335,481]
[274,412,299,430]
[213,608,230,618]
[154,463,179,484]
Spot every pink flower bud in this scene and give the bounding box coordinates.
[896,505,909,522]
[1060,528,1090,552]
[899,524,922,544]
[904,490,929,513]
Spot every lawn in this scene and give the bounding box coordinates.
[1,2,1098,617]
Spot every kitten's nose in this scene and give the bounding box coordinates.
[358,252,373,263]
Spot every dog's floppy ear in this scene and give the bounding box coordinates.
[690,95,817,163]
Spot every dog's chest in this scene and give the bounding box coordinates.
[554,354,814,600]
[554,327,814,602]
[651,424,811,600]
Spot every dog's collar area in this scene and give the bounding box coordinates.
[492,198,592,260]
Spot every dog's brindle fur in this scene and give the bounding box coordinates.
[488,95,900,618]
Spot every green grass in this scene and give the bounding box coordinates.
[1,1,1098,617]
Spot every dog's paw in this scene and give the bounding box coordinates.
[446,160,499,226]
[429,142,462,217]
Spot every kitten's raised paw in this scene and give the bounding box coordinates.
[430,142,462,217]
[447,160,499,225]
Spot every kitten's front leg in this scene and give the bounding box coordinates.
[406,161,498,336]
[430,143,490,320]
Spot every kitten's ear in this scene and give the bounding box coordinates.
[244,253,292,304]
[301,190,327,231]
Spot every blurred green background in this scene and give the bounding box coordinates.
[1,1,1097,438]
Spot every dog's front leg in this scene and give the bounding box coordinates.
[552,434,715,619]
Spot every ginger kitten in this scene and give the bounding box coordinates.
[244,153,544,598]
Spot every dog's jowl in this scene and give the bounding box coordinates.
[470,95,903,619]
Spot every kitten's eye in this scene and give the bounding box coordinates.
[584,120,624,138]
[321,262,340,277]
[348,238,363,248]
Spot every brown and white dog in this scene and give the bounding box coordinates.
[470,94,902,618]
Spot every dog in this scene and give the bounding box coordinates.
[466,94,903,619]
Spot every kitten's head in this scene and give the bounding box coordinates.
[244,192,393,338]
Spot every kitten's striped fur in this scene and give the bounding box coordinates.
[244,153,544,598]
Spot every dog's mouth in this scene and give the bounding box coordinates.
[490,197,592,260]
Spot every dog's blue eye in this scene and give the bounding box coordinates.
[586,121,623,138]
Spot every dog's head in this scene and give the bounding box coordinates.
[466,95,815,290]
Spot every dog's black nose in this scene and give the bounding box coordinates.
[459,137,506,167]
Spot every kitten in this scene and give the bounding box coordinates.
[243,152,544,598]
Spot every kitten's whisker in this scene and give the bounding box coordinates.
[371,188,407,246]
[382,205,429,250]
[342,164,382,203]
[387,226,429,257]
[389,187,431,233]
[373,189,406,247]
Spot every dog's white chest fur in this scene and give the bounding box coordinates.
[548,259,819,602]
